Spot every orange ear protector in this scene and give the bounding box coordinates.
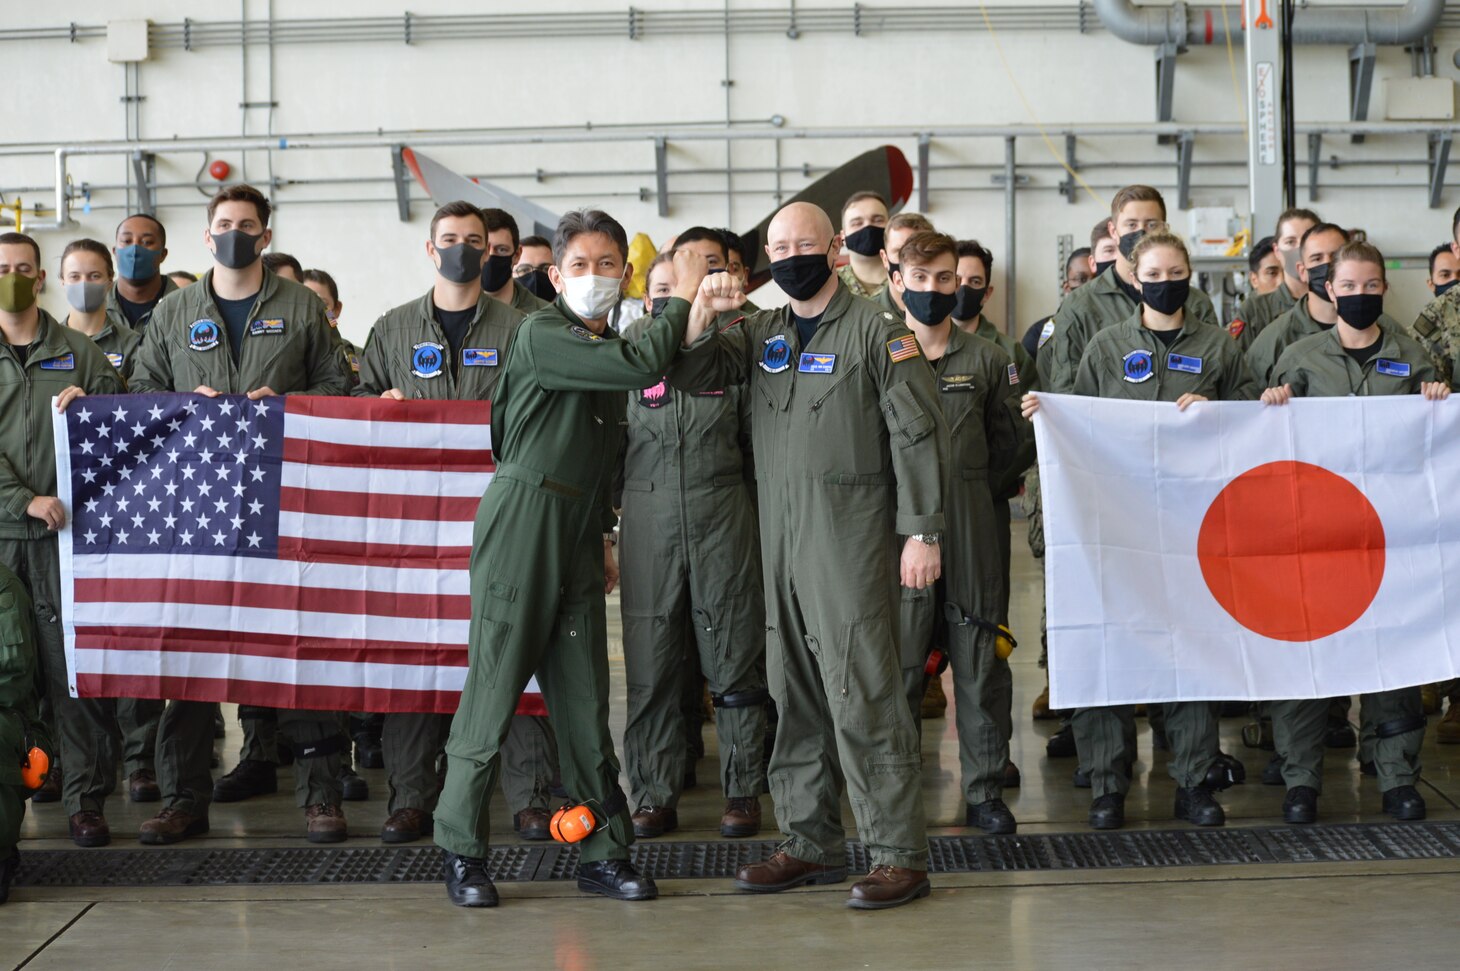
[20,737,49,790]
[550,803,601,843]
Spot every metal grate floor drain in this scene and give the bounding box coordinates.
[17,821,1460,888]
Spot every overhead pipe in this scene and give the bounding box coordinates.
[1093,0,1443,47]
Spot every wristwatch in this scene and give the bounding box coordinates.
[911,532,942,546]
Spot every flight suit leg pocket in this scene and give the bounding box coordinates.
[0,592,27,681]
[836,615,901,729]
[549,605,602,704]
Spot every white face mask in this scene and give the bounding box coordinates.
[561,273,623,321]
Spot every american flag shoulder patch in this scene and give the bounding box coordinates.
[1007,363,1020,386]
[886,334,921,363]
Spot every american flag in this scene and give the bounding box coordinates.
[53,393,543,715]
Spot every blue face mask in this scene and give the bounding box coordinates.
[115,244,160,281]
[1436,279,1459,298]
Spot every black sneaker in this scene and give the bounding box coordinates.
[212,759,278,802]
[965,798,1017,835]
[577,859,658,901]
[1282,785,1318,824]
[1324,718,1357,749]
[1045,724,1076,758]
[1261,754,1285,786]
[1174,786,1226,826]
[1088,793,1125,830]
[353,733,384,770]
[1382,785,1426,821]
[444,851,498,907]
[1203,752,1246,790]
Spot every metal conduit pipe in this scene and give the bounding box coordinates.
[1094,0,1443,46]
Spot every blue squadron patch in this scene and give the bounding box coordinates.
[249,318,285,336]
[798,352,836,374]
[462,348,498,368]
[188,320,220,351]
[105,352,125,371]
[1375,359,1411,378]
[570,324,603,342]
[1167,353,1203,374]
[411,341,445,378]
[1122,349,1154,383]
[39,353,75,370]
[760,335,792,373]
[1037,317,1056,348]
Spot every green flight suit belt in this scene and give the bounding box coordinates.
[494,463,588,502]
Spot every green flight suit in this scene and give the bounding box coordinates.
[78,313,145,384]
[1408,286,1460,384]
[106,275,179,336]
[668,281,948,871]
[434,296,692,863]
[1228,281,1297,351]
[1247,296,1405,388]
[617,314,766,812]
[899,323,1021,805]
[1070,310,1258,799]
[0,311,127,816]
[131,268,349,815]
[0,563,50,869]
[1266,322,1435,794]
[356,289,559,816]
[1047,265,1220,394]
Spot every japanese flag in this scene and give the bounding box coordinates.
[1034,393,1460,709]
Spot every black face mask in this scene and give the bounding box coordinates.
[1437,279,1460,298]
[770,248,834,301]
[520,269,556,301]
[1337,292,1384,330]
[1306,263,1333,303]
[887,261,901,280]
[1139,278,1190,316]
[843,225,885,257]
[951,285,987,321]
[211,230,263,270]
[649,296,671,317]
[436,243,486,285]
[1118,230,1145,260]
[1094,259,1117,278]
[902,287,958,326]
[481,253,513,292]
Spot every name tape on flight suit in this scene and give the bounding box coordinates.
[798,352,836,374]
[39,353,75,370]
[939,374,975,393]
[249,318,285,336]
[462,348,499,367]
[1376,359,1411,377]
[1167,353,1203,374]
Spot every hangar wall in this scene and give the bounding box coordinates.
[4,0,1458,345]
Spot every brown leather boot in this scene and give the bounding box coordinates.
[139,806,209,845]
[380,807,432,843]
[847,866,931,910]
[128,769,160,803]
[631,806,678,838]
[68,810,111,847]
[734,850,847,893]
[719,797,761,837]
[1032,683,1054,720]
[921,677,947,719]
[305,803,347,844]
[1422,684,1441,715]
[513,808,551,841]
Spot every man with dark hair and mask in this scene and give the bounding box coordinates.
[356,200,561,845]
[482,209,551,316]
[512,235,557,304]
[435,210,715,908]
[0,231,126,848]
[616,246,768,841]
[1426,243,1460,301]
[1045,185,1220,396]
[717,229,761,314]
[1228,208,1320,350]
[1245,224,1355,386]
[1262,238,1444,825]
[838,191,891,298]
[873,212,935,319]
[668,201,948,911]
[108,213,178,334]
[130,183,350,845]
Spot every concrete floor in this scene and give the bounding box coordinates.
[8,527,1460,970]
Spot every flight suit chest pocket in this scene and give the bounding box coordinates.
[755,369,792,413]
[882,381,934,447]
[803,362,884,477]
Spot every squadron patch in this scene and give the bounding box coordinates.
[760,335,792,373]
[189,319,220,351]
[639,378,670,408]
[1122,349,1154,383]
[1375,359,1411,378]
[570,324,603,342]
[411,341,445,378]
[1227,318,1246,339]
[886,334,921,363]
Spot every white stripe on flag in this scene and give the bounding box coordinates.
[281,462,491,497]
[283,411,493,451]
[73,648,468,693]
[67,552,465,597]
[278,509,471,548]
[72,600,466,646]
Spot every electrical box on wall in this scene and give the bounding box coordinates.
[107,20,150,63]
[1384,77,1456,121]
